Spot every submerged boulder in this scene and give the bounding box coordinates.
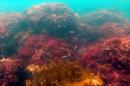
[0,13,26,56]
[0,13,25,38]
[98,22,128,38]
[66,23,101,46]
[80,10,130,42]
[79,36,130,86]
[17,34,77,65]
[82,10,129,28]
[25,3,79,38]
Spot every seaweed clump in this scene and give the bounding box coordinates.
[26,61,103,86]
[17,34,76,65]
[0,58,26,86]
[79,36,130,86]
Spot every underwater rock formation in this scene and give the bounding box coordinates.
[25,3,100,46]
[66,23,101,46]
[0,13,26,56]
[0,58,26,86]
[0,13,25,38]
[0,2,129,86]
[79,36,130,86]
[81,10,130,40]
[26,61,103,86]
[82,10,130,28]
[25,3,79,38]
[98,22,128,38]
[17,34,76,65]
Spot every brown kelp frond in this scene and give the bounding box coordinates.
[26,61,103,86]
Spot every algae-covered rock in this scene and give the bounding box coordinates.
[17,34,76,65]
[79,36,130,86]
[82,10,130,28]
[25,3,79,38]
[0,13,26,56]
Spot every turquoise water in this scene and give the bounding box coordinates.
[0,0,130,16]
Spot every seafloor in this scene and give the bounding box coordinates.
[0,3,130,86]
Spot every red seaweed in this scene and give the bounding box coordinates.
[79,36,130,86]
[17,34,76,65]
[0,58,26,86]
